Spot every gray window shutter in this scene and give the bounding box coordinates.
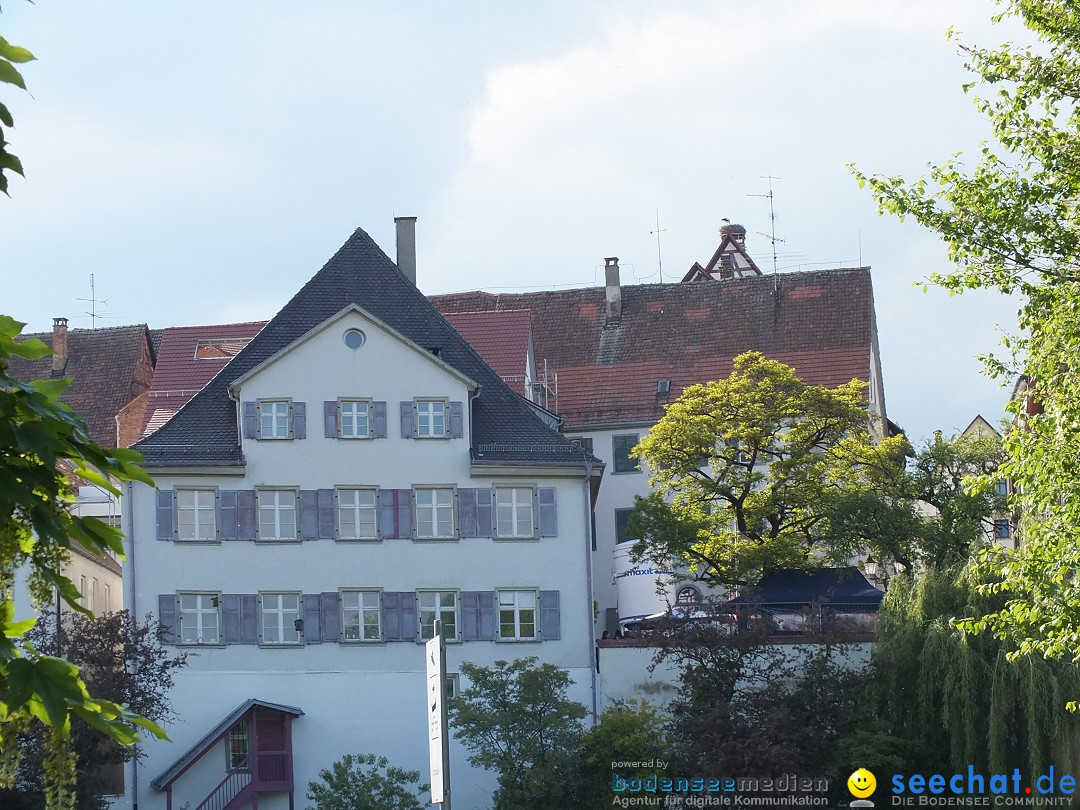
[220,490,238,540]
[320,592,341,641]
[317,489,334,538]
[324,401,338,438]
[476,488,493,537]
[478,591,495,640]
[461,591,479,640]
[396,490,412,538]
[157,594,177,644]
[303,594,321,643]
[293,401,306,439]
[539,591,560,640]
[373,401,388,438]
[242,402,257,439]
[379,489,398,538]
[156,490,174,541]
[450,401,464,438]
[538,488,557,536]
[221,594,241,643]
[458,489,478,538]
[300,490,319,540]
[237,490,256,540]
[383,592,416,641]
[400,401,414,438]
[239,594,258,643]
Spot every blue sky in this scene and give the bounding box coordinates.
[1,1,1025,442]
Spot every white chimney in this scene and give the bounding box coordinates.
[394,216,417,285]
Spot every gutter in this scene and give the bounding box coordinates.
[123,479,140,810]
[583,459,599,724]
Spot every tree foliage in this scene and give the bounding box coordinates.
[852,1,1080,662]
[0,21,31,195]
[448,657,587,810]
[305,753,429,810]
[576,701,670,809]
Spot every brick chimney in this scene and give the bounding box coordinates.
[395,216,417,285]
[51,317,69,377]
[604,257,621,325]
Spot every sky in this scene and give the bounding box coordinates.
[1,1,1029,443]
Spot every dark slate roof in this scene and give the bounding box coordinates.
[135,228,591,467]
[431,267,878,428]
[731,567,885,609]
[9,324,155,448]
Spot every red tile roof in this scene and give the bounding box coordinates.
[431,268,878,428]
[443,310,532,397]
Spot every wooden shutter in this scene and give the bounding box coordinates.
[476,488,493,537]
[539,590,560,640]
[239,594,258,643]
[219,490,238,540]
[538,488,557,536]
[156,490,174,541]
[299,490,319,540]
[317,489,334,539]
[461,591,479,640]
[320,592,341,641]
[380,490,412,539]
[242,402,257,439]
[303,594,321,643]
[293,402,306,439]
[236,490,256,540]
[373,401,387,438]
[383,592,417,642]
[324,401,338,438]
[458,489,477,538]
[221,594,241,643]
[449,401,464,438]
[400,401,414,437]
[157,594,177,644]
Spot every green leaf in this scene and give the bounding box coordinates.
[30,377,71,403]
[0,58,27,90]
[0,37,36,64]
[0,100,12,127]
[9,336,50,360]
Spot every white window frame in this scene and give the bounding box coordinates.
[257,398,292,440]
[495,486,536,539]
[341,589,382,642]
[336,487,379,541]
[177,591,222,646]
[338,398,373,439]
[418,590,458,641]
[259,591,303,646]
[257,488,298,542]
[612,433,641,474]
[414,486,456,540]
[497,589,538,641]
[176,488,218,542]
[415,398,448,439]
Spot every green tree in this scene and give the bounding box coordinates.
[851,0,1080,663]
[0,317,165,809]
[305,753,429,810]
[448,657,587,810]
[0,25,31,195]
[576,701,670,809]
[629,351,907,587]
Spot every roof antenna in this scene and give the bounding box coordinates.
[75,273,108,328]
[649,208,666,284]
[748,175,784,275]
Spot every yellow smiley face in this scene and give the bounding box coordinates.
[847,768,876,798]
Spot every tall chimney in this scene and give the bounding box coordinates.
[394,216,417,285]
[604,257,621,324]
[51,317,69,377]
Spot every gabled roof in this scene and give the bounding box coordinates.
[134,228,590,467]
[9,324,156,448]
[443,310,532,397]
[431,267,877,428]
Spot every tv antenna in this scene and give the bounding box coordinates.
[649,208,667,284]
[748,175,784,274]
[76,274,108,328]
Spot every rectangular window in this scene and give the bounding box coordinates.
[995,480,1009,496]
[445,673,459,699]
[495,487,535,538]
[994,519,1012,540]
[178,592,221,645]
[615,508,635,544]
[258,399,292,439]
[78,575,87,609]
[337,488,378,540]
[341,590,382,642]
[612,434,641,473]
[257,489,297,541]
[498,589,538,641]
[227,720,251,771]
[569,437,594,455]
[339,399,372,439]
[177,489,217,541]
[419,590,458,641]
[415,487,455,539]
[260,592,302,645]
[415,399,448,438]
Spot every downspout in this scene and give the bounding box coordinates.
[583,460,598,724]
[124,479,139,810]
[228,387,243,447]
[468,386,481,448]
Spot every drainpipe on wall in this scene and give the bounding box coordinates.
[583,460,598,724]
[123,479,139,810]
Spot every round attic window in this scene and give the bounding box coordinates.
[343,329,366,349]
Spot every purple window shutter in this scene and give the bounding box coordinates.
[300,490,319,540]
[237,490,256,540]
[320,592,341,641]
[461,591,479,640]
[239,595,259,644]
[293,402,307,439]
[379,489,398,538]
[396,490,413,538]
[450,401,464,438]
[219,491,238,540]
[382,591,400,640]
[242,402,257,439]
[221,594,241,643]
[317,489,334,539]
[373,401,388,438]
[476,488,493,537]
[538,488,557,536]
[478,591,496,640]
[324,401,338,438]
[400,592,416,641]
[400,401,414,438]
[156,490,174,541]
[458,489,477,537]
[539,591,560,640]
[157,595,177,644]
[303,594,321,643]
